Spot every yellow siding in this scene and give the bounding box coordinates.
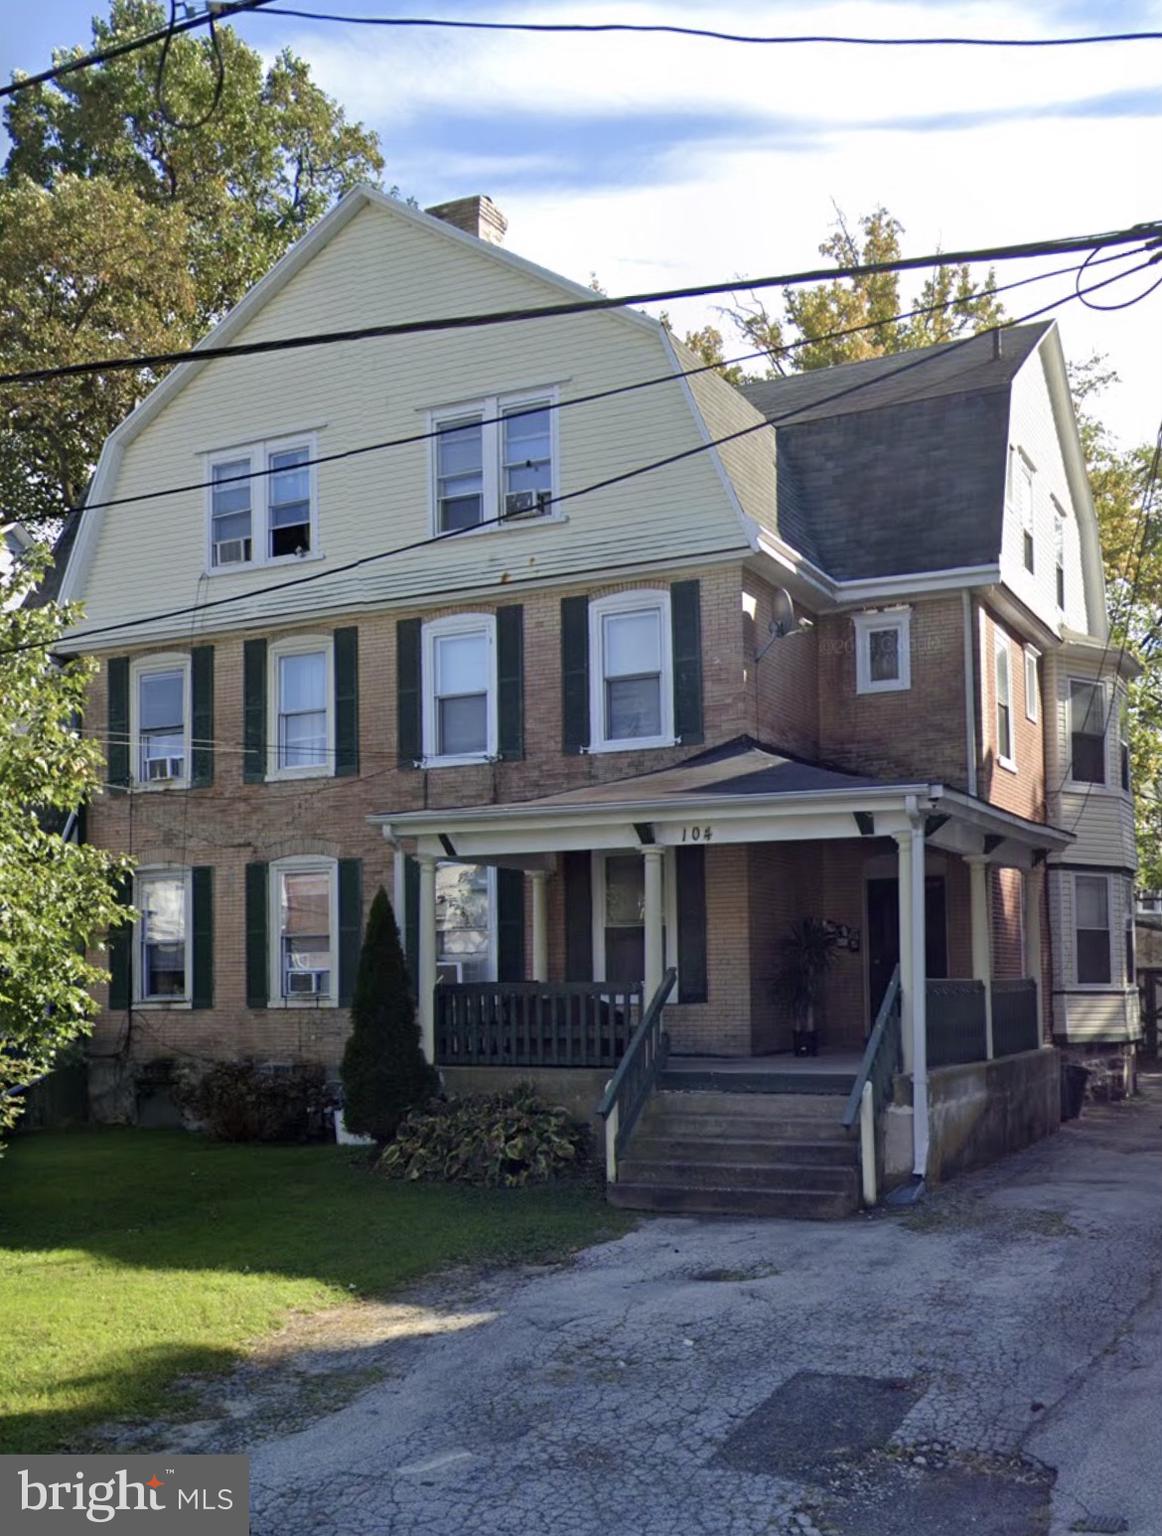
[670,336,777,536]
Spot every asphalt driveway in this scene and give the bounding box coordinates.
[234,1075,1162,1535]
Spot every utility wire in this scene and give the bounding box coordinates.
[13,259,1152,662]
[0,1,275,101]
[259,8,1162,50]
[23,242,1150,527]
[3,220,1160,388]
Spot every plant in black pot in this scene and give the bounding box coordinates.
[773,918,838,1057]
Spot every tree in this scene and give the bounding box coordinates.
[340,887,439,1141]
[2,0,385,526]
[0,545,132,1142]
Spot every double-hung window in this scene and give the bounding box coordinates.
[1024,646,1040,724]
[589,591,673,751]
[132,657,189,785]
[853,609,911,694]
[270,636,332,778]
[995,634,1014,767]
[1053,505,1066,610]
[275,862,335,1003]
[422,615,496,764]
[1009,448,1035,574]
[136,871,188,1002]
[1120,694,1131,793]
[207,434,317,571]
[1070,680,1106,785]
[1075,874,1111,985]
[432,391,556,532]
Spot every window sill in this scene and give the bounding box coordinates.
[997,755,1018,775]
[420,753,494,769]
[269,997,339,1010]
[1062,780,1115,796]
[435,514,568,539]
[130,779,190,793]
[586,736,678,755]
[204,549,326,579]
[133,999,192,1011]
[266,765,335,784]
[855,680,909,696]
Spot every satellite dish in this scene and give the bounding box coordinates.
[770,587,799,638]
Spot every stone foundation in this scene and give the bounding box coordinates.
[1057,1041,1137,1102]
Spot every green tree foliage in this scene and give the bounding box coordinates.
[1,0,384,526]
[0,546,133,1141]
[340,887,439,1142]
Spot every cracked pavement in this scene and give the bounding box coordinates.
[237,1075,1162,1535]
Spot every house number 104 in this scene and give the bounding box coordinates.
[680,825,713,842]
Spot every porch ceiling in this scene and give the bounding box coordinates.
[370,739,1074,865]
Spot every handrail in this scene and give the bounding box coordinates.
[596,967,677,1177]
[842,963,901,1131]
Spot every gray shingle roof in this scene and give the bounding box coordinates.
[739,322,1051,581]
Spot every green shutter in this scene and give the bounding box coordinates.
[338,858,363,1006]
[563,850,593,981]
[676,844,708,1004]
[190,645,214,788]
[404,855,420,997]
[497,868,526,981]
[561,596,590,754]
[107,870,133,1009]
[397,618,422,768]
[497,604,524,760]
[671,579,704,746]
[334,627,360,778]
[191,865,214,1009]
[106,656,130,792]
[243,639,267,783]
[245,862,269,1008]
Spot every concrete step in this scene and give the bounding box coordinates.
[639,1111,850,1143]
[618,1158,860,1195]
[650,1089,850,1120]
[607,1181,860,1219]
[661,1069,856,1096]
[628,1133,859,1167]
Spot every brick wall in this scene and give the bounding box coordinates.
[976,600,1045,820]
[742,572,820,758]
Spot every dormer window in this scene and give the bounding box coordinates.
[206,435,317,573]
[853,609,911,694]
[432,391,557,533]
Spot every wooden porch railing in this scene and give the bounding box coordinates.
[596,967,677,1179]
[926,978,988,1067]
[435,981,643,1069]
[991,979,1040,1056]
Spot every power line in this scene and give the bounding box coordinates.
[14,260,1151,662]
[258,8,1162,50]
[0,1,274,102]
[3,220,1160,388]
[24,242,1150,527]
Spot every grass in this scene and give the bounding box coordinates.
[0,1128,632,1455]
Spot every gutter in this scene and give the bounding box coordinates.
[963,591,978,797]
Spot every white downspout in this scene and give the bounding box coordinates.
[907,796,930,1179]
[963,590,978,797]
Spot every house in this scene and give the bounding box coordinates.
[55,187,1139,1212]
[2,519,33,605]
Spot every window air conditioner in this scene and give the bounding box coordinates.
[213,536,251,566]
[286,969,328,997]
[146,756,184,781]
[503,490,549,520]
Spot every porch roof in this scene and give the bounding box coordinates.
[371,739,1074,865]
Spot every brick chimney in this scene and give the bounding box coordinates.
[424,195,508,246]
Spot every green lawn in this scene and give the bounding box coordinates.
[0,1128,631,1455]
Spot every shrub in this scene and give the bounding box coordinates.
[378,1084,589,1187]
[341,887,439,1141]
[172,1060,336,1142]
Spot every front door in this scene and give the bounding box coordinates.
[866,876,948,1028]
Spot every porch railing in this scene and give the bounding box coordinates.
[926,978,987,1067]
[842,964,902,1132]
[597,967,677,1179]
[991,979,1040,1057]
[435,981,642,1069]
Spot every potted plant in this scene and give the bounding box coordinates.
[773,918,838,1057]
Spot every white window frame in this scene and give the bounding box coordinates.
[1024,645,1040,725]
[590,849,678,988]
[267,633,334,782]
[204,432,320,576]
[1009,447,1035,575]
[133,866,192,1007]
[421,613,498,767]
[428,388,560,536]
[995,632,1016,771]
[129,652,191,790]
[1072,871,1114,990]
[269,856,338,1008]
[853,608,911,695]
[1053,501,1066,611]
[588,588,675,753]
[1066,675,1109,792]
[435,861,498,984]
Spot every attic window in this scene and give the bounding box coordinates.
[1008,449,1035,575]
[853,609,911,694]
[431,390,558,533]
[206,434,318,574]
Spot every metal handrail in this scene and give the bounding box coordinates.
[596,968,677,1172]
[842,963,901,1131]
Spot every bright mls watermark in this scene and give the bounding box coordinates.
[1,1455,248,1532]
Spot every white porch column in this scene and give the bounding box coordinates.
[1024,864,1043,1036]
[909,817,929,1179]
[531,868,549,983]
[965,855,994,1060]
[417,854,438,1064]
[643,846,665,1001]
[895,830,915,1074]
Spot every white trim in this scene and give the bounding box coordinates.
[428,387,560,536]
[133,866,192,1007]
[1072,870,1115,989]
[269,856,339,1008]
[129,652,191,790]
[587,588,675,753]
[1024,645,1041,724]
[853,607,911,694]
[267,632,335,782]
[995,631,1016,771]
[204,431,320,576]
[833,563,1002,602]
[590,848,678,986]
[421,612,498,767]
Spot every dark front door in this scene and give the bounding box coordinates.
[866,876,948,1027]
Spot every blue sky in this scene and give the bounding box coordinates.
[4,0,1161,442]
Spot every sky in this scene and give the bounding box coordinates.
[4,0,1162,445]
